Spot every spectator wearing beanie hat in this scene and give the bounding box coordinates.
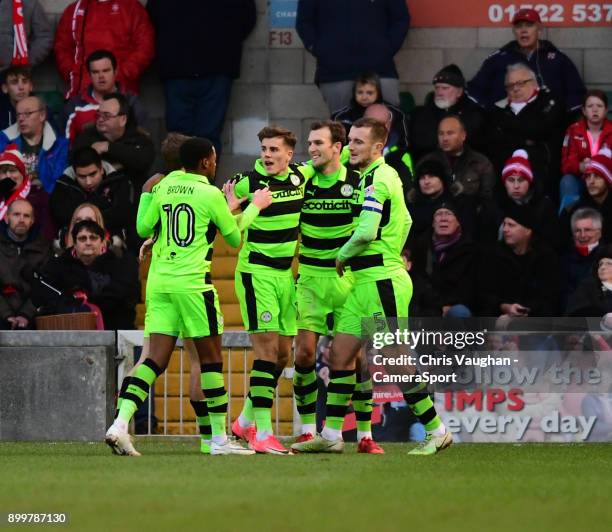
[0,145,54,240]
[560,147,612,248]
[407,160,452,243]
[410,200,478,318]
[410,64,485,161]
[478,201,560,317]
[479,149,559,248]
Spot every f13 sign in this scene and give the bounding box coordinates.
[408,0,612,26]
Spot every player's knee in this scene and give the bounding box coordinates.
[294,344,316,367]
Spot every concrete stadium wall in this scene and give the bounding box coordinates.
[37,1,612,181]
[0,331,116,441]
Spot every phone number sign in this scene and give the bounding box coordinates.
[409,1,612,26]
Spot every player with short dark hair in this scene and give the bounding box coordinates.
[292,119,452,455]
[292,120,384,454]
[105,137,271,456]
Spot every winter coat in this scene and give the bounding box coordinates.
[485,88,565,195]
[50,162,133,238]
[478,190,561,250]
[36,248,139,330]
[560,245,600,312]
[296,0,410,84]
[478,239,561,317]
[0,121,69,193]
[561,118,612,176]
[61,83,150,144]
[0,221,51,321]
[71,123,154,190]
[146,0,256,80]
[411,230,479,312]
[0,0,53,70]
[417,146,496,201]
[53,0,154,98]
[467,39,586,112]
[410,92,486,161]
[566,277,612,317]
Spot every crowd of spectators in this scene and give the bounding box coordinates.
[0,1,610,331]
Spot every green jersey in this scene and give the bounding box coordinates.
[233,159,314,276]
[136,170,238,293]
[298,165,360,277]
[338,157,411,284]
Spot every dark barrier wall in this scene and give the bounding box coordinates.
[0,332,116,442]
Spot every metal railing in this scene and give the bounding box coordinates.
[116,331,297,436]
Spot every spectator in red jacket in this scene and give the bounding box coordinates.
[61,50,149,144]
[53,0,154,99]
[560,90,612,213]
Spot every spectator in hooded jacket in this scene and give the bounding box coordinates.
[560,90,612,213]
[0,95,68,194]
[478,149,559,249]
[467,8,585,114]
[53,0,154,99]
[0,198,51,329]
[478,202,560,317]
[0,0,53,72]
[50,146,132,246]
[61,49,149,145]
[147,0,255,156]
[72,93,154,191]
[296,0,410,113]
[410,64,485,161]
[485,63,565,198]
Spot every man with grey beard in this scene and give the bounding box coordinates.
[410,64,485,161]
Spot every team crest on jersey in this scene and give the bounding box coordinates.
[340,184,354,197]
[290,174,301,186]
[365,184,375,196]
[260,311,272,323]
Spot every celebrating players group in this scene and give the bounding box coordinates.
[104,118,452,457]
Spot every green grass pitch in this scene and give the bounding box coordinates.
[1,441,611,532]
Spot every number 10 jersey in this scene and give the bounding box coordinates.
[136,170,238,293]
